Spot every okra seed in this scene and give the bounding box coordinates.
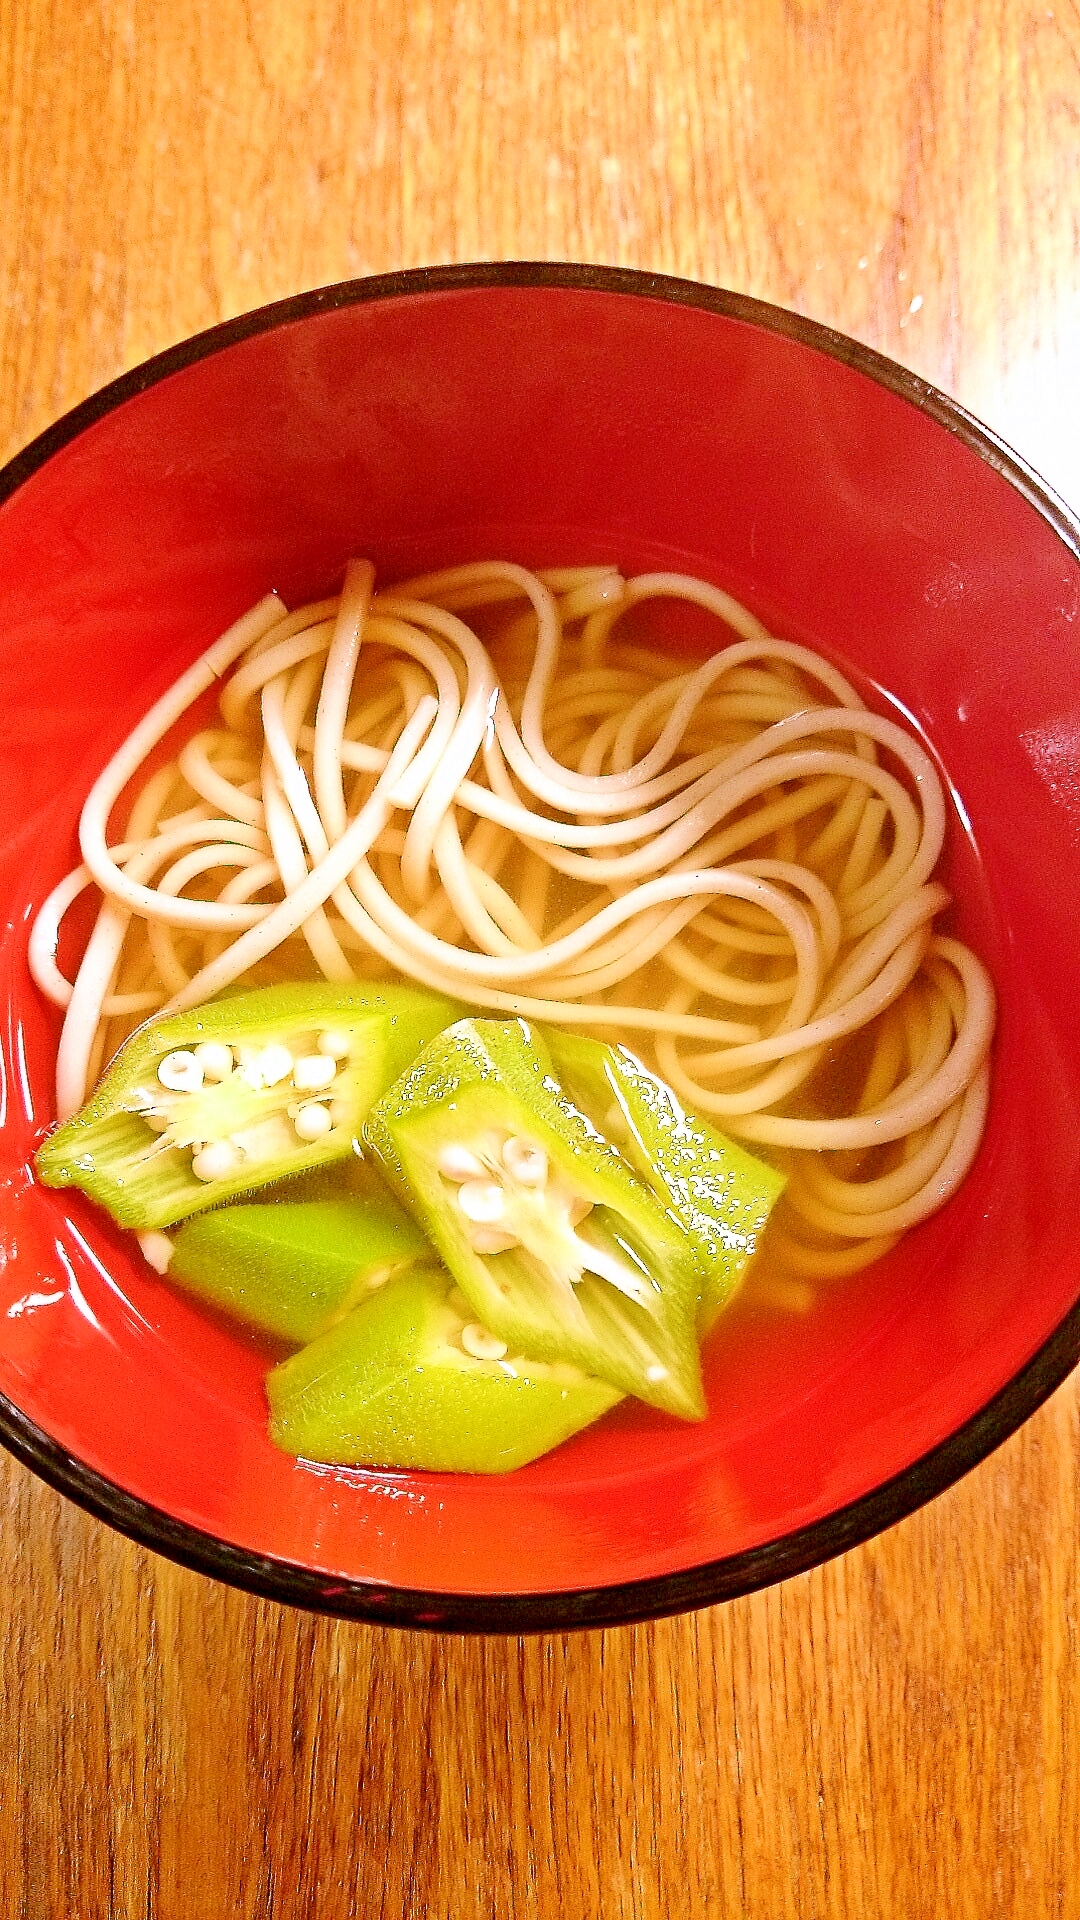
[191,1141,242,1182]
[460,1323,509,1362]
[457,1180,506,1224]
[317,1029,351,1059]
[470,1227,520,1254]
[158,1050,204,1093]
[193,1041,234,1082]
[145,1113,170,1134]
[294,1102,333,1142]
[138,1231,174,1274]
[501,1136,548,1186]
[292,1054,337,1092]
[258,1044,294,1087]
[436,1144,488,1182]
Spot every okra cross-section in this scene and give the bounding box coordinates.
[363,1017,707,1420]
[35,982,464,1230]
[544,1031,786,1331]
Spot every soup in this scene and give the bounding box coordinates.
[28,560,996,1469]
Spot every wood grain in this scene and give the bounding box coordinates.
[2,2,1080,1914]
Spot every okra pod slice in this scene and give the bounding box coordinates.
[35,982,465,1230]
[163,1193,431,1346]
[266,1264,622,1472]
[544,1030,785,1330]
[364,1018,707,1420]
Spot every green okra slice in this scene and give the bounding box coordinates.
[163,1193,432,1346]
[363,1017,707,1420]
[544,1030,786,1331]
[266,1263,622,1472]
[35,983,465,1231]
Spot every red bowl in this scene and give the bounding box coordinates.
[2,265,1079,1631]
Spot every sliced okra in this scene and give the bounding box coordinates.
[363,1017,707,1421]
[544,1030,786,1330]
[35,982,465,1230]
[166,1193,432,1346]
[266,1263,623,1472]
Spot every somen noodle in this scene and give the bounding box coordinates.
[29,560,995,1294]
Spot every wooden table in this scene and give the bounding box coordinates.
[3,4,1079,1913]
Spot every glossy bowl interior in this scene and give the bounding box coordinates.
[2,265,1080,1630]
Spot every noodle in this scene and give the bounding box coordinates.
[30,562,996,1291]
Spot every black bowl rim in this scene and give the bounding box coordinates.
[2,260,1079,1635]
